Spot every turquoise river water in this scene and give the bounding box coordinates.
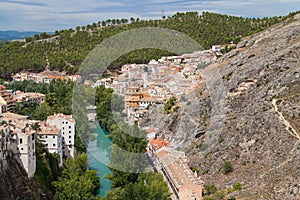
[87,122,112,197]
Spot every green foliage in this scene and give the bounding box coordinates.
[164,96,176,114]
[197,143,208,151]
[223,161,233,174]
[173,105,180,112]
[213,191,225,200]
[94,86,170,199]
[13,101,39,116]
[233,182,242,190]
[218,136,224,144]
[204,184,218,195]
[74,130,87,154]
[103,173,171,200]
[191,166,200,174]
[95,85,114,130]
[6,79,73,120]
[228,182,242,193]
[34,139,61,192]
[52,153,100,200]
[0,12,288,78]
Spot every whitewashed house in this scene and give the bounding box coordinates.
[47,114,75,157]
[10,121,36,178]
[38,122,63,166]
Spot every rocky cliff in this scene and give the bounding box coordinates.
[141,13,300,199]
[0,155,53,200]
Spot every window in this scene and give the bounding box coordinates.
[69,141,71,143]
[32,134,34,140]
[53,143,56,147]
[66,121,68,124]
[62,127,64,130]
[62,132,64,135]
[19,138,22,144]
[69,126,71,129]
[69,131,71,134]
[53,136,55,139]
[21,148,23,150]
[32,143,34,150]
[45,136,48,138]
[69,136,71,139]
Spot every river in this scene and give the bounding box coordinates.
[86,122,112,197]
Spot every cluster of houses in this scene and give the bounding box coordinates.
[0,111,76,177]
[146,129,203,200]
[0,84,75,178]
[94,49,217,121]
[12,71,80,83]
[1,45,230,196]
[0,85,46,112]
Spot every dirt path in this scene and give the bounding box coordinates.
[272,98,300,141]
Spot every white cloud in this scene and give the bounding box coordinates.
[0,0,299,31]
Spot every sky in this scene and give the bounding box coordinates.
[0,0,300,32]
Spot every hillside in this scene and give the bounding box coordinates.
[141,13,300,199]
[0,12,296,79]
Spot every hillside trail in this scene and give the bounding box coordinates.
[272,98,300,141]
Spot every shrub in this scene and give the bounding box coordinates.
[191,166,200,174]
[213,191,225,200]
[173,106,180,112]
[218,136,224,144]
[203,197,213,200]
[223,161,233,174]
[204,184,218,195]
[233,182,242,190]
[197,143,208,151]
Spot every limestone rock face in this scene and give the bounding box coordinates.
[0,156,53,200]
[142,14,300,199]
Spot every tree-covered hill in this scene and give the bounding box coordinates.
[0,11,299,79]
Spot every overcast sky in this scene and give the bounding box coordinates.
[0,0,300,32]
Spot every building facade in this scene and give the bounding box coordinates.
[38,122,63,166]
[47,114,75,157]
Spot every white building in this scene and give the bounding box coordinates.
[47,114,75,157]
[38,122,63,166]
[0,112,37,177]
[12,123,36,178]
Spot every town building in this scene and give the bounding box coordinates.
[12,71,80,84]
[14,91,45,104]
[0,112,36,178]
[148,138,203,200]
[47,114,75,157]
[0,85,16,111]
[37,122,63,166]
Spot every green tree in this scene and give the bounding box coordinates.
[52,153,100,200]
